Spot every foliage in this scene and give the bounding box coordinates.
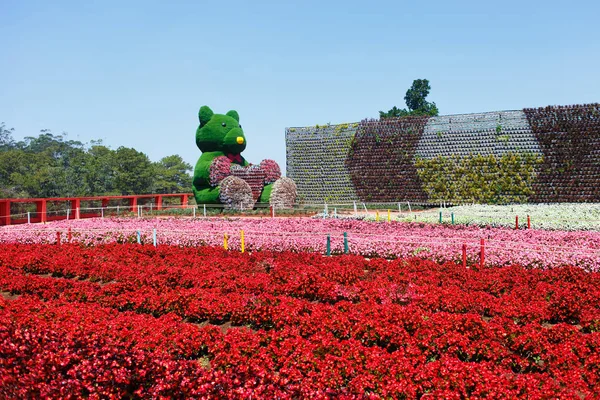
[415,153,543,204]
[153,155,193,194]
[379,79,439,119]
[0,127,192,198]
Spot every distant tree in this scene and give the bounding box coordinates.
[0,125,192,198]
[0,122,16,151]
[113,147,154,195]
[85,144,118,195]
[379,79,439,119]
[153,155,192,194]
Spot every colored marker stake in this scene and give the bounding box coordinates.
[223,233,228,250]
[343,232,349,254]
[326,234,331,256]
[240,230,245,253]
[462,243,467,269]
[480,238,485,268]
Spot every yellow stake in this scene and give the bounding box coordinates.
[223,233,228,250]
[387,209,391,223]
[376,210,379,222]
[240,230,245,253]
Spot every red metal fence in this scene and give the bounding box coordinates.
[0,194,191,226]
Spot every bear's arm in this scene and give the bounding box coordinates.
[193,151,224,188]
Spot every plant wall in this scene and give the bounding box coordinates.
[524,104,600,202]
[415,153,542,204]
[345,117,430,202]
[285,124,358,204]
[286,104,600,204]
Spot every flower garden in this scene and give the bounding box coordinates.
[1,214,600,398]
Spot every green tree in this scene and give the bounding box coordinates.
[379,79,439,119]
[153,155,192,194]
[85,144,118,195]
[0,123,16,151]
[113,146,154,195]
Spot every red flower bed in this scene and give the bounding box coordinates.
[1,243,599,398]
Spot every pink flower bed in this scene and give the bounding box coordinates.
[1,217,599,270]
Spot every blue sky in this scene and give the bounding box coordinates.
[1,0,599,174]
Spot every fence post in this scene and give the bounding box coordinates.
[270,205,275,218]
[153,229,157,247]
[480,239,485,268]
[76,207,80,220]
[193,207,196,218]
[137,231,141,244]
[27,212,31,224]
[407,201,412,213]
[101,208,104,218]
[66,208,70,220]
[203,204,206,217]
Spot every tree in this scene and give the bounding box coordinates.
[379,79,439,119]
[153,155,192,194]
[0,122,15,151]
[113,147,154,195]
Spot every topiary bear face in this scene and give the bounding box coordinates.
[195,106,247,154]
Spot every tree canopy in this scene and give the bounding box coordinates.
[0,124,192,198]
[379,79,439,119]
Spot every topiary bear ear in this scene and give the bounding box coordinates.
[226,110,240,122]
[199,106,214,127]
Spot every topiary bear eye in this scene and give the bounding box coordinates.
[239,124,242,128]
[221,122,226,127]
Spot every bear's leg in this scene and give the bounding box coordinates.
[193,186,221,206]
[268,177,297,209]
[259,183,273,204]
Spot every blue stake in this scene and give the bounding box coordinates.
[343,232,348,254]
[326,234,331,256]
[137,230,141,244]
[153,229,157,247]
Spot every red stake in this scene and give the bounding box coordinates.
[68,227,72,242]
[480,238,485,268]
[270,206,275,218]
[527,215,531,229]
[462,243,467,269]
[56,232,61,246]
[515,215,519,230]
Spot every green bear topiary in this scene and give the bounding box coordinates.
[192,106,297,209]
